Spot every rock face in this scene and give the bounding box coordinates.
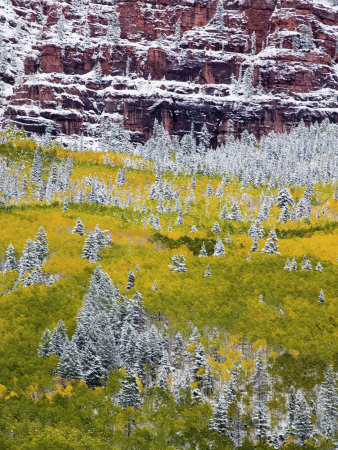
[0,0,337,144]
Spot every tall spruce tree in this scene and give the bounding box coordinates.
[57,341,82,381]
[34,226,49,265]
[293,390,313,445]
[319,365,337,436]
[38,328,52,356]
[51,319,68,357]
[3,243,16,272]
[118,370,142,409]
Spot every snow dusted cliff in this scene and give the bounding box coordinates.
[0,0,337,144]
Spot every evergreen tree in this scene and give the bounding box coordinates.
[251,237,259,252]
[211,221,221,234]
[169,254,187,272]
[261,230,280,255]
[252,399,270,441]
[31,147,42,183]
[318,289,325,304]
[231,203,242,222]
[291,257,297,271]
[301,256,312,271]
[219,205,228,220]
[72,217,85,236]
[125,270,135,291]
[276,188,294,208]
[210,391,229,434]
[152,280,157,291]
[34,226,48,265]
[213,237,226,257]
[62,197,68,212]
[85,355,105,387]
[278,205,290,223]
[316,261,323,272]
[82,233,99,263]
[97,329,119,371]
[287,385,296,432]
[319,365,337,436]
[199,242,208,257]
[284,258,291,270]
[38,328,52,357]
[192,342,206,382]
[118,371,142,409]
[3,243,16,272]
[175,210,183,226]
[57,341,82,381]
[293,390,313,445]
[204,264,211,278]
[18,239,39,278]
[172,331,184,367]
[50,319,68,357]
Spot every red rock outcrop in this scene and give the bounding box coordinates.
[0,0,337,144]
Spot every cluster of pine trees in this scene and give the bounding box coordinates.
[1,226,55,288]
[38,263,337,447]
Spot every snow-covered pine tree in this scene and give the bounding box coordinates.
[169,254,187,272]
[213,237,225,257]
[199,242,208,257]
[287,385,296,432]
[252,399,270,441]
[284,258,291,270]
[211,221,221,234]
[293,390,313,445]
[72,217,85,236]
[38,328,52,356]
[31,147,42,183]
[3,243,16,272]
[34,226,48,265]
[315,261,323,272]
[175,210,183,225]
[261,229,280,255]
[118,370,142,409]
[57,341,82,381]
[204,264,211,278]
[50,319,68,357]
[219,205,228,220]
[319,365,337,437]
[276,188,294,209]
[125,270,135,291]
[82,233,99,263]
[301,256,312,271]
[231,203,242,222]
[318,289,325,304]
[291,257,297,270]
[251,236,259,252]
[18,238,39,278]
[85,355,105,387]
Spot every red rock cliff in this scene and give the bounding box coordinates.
[0,0,337,144]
